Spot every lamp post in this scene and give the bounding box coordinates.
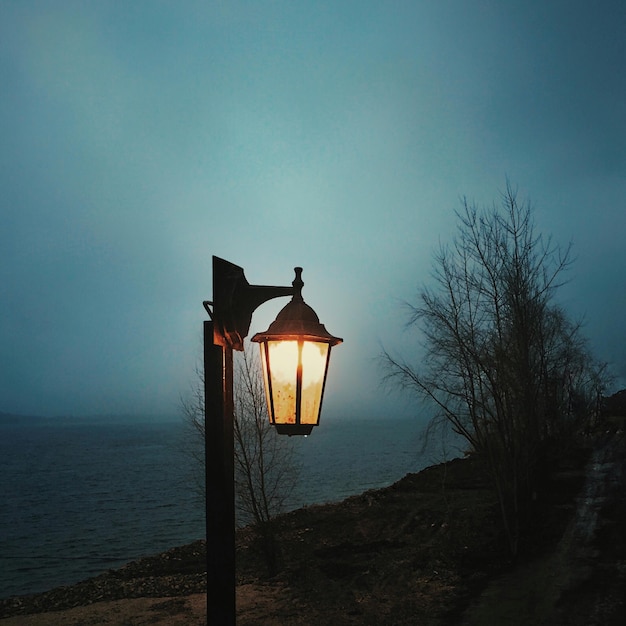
[202,256,342,624]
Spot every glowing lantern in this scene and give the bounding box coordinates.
[251,268,342,435]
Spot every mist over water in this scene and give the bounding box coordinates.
[0,414,441,598]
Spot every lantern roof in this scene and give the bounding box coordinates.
[251,268,342,346]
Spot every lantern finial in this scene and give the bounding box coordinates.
[292,267,304,302]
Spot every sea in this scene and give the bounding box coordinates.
[0,414,440,599]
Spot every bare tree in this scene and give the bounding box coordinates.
[232,348,300,573]
[181,343,300,574]
[383,184,607,554]
[180,366,206,499]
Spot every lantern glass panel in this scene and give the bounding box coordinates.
[259,342,273,423]
[300,341,329,424]
[265,340,298,424]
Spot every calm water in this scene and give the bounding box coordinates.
[0,415,427,598]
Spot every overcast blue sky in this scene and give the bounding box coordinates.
[1,0,625,421]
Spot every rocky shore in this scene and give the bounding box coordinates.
[0,542,207,618]
[1,428,624,625]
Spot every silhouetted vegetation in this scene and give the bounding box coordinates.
[383,184,608,555]
[180,346,299,575]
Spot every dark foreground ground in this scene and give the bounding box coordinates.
[1,427,624,625]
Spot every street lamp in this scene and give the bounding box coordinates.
[251,267,342,435]
[202,256,342,624]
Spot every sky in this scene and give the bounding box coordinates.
[1,0,625,422]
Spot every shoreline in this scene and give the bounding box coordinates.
[0,414,422,601]
[2,430,624,624]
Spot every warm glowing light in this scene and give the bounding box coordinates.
[259,340,329,427]
[300,342,329,424]
[266,340,299,383]
[267,341,327,384]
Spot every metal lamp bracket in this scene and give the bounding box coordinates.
[208,256,295,350]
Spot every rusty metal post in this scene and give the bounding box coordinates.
[204,320,235,624]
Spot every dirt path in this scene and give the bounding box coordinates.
[0,596,204,626]
[0,584,299,626]
[461,432,626,625]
